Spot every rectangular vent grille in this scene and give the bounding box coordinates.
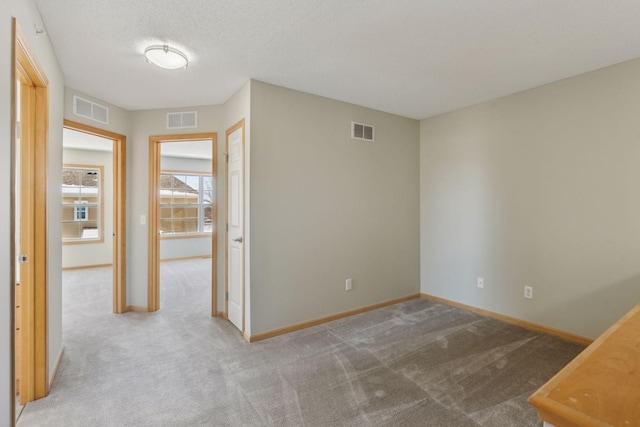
[73,96,109,124]
[352,122,374,141]
[167,111,198,129]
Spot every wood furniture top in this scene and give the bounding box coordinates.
[529,304,640,427]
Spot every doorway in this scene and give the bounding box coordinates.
[61,120,127,313]
[148,133,217,315]
[12,19,49,413]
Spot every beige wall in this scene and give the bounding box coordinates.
[0,1,65,425]
[420,57,640,339]
[249,81,420,334]
[62,148,114,268]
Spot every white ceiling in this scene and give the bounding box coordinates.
[34,0,640,120]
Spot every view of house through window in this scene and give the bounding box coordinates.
[160,172,213,235]
[62,166,102,241]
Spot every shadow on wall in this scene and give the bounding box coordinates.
[540,274,640,339]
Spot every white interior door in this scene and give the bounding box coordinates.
[227,126,244,330]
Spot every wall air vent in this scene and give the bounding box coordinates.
[73,96,109,124]
[352,122,374,142]
[167,111,198,129]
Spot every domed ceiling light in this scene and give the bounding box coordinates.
[144,44,188,69]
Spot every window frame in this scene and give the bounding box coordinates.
[62,164,104,244]
[159,169,214,238]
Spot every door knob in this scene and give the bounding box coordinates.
[232,236,243,243]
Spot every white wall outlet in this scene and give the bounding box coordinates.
[346,278,352,291]
[477,277,484,289]
[524,286,533,299]
[140,214,146,225]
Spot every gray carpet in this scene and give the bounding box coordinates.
[18,260,584,426]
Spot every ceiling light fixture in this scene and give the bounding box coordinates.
[144,44,188,70]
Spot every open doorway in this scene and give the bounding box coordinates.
[63,120,127,314]
[148,134,217,315]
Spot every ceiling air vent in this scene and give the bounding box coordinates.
[167,111,198,129]
[73,96,109,124]
[352,122,374,142]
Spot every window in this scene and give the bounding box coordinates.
[160,172,213,235]
[74,201,89,221]
[62,166,103,242]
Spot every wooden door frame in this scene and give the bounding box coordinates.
[225,119,245,333]
[11,19,49,409]
[63,120,127,314]
[148,133,218,314]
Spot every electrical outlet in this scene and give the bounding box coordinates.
[477,277,484,289]
[524,286,533,299]
[346,278,352,291]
